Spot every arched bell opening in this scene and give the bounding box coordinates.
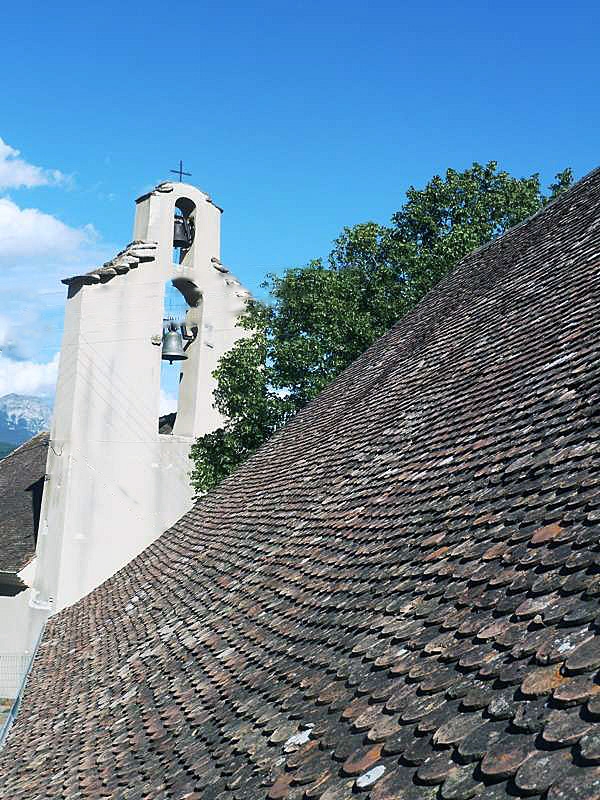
[158,279,202,433]
[173,198,196,266]
[172,277,202,308]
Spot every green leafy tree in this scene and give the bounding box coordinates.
[190,161,573,493]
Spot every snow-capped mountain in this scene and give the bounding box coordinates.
[0,394,52,446]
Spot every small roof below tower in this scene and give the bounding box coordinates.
[61,240,157,286]
[0,434,48,595]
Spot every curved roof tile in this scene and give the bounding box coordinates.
[61,241,158,287]
[0,434,48,593]
[3,170,600,798]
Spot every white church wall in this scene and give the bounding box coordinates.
[0,588,46,698]
[0,593,30,698]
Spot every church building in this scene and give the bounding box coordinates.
[0,180,251,696]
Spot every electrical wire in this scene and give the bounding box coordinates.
[49,350,191,475]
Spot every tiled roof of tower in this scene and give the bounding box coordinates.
[0,433,48,594]
[61,240,158,287]
[3,170,600,799]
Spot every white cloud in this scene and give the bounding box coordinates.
[0,310,60,398]
[0,197,111,333]
[0,352,59,397]
[0,315,10,347]
[0,198,112,366]
[0,196,97,262]
[0,138,113,392]
[159,389,178,415]
[0,138,66,190]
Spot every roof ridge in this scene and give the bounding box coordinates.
[391,164,600,330]
[434,164,600,267]
[0,432,49,464]
[61,240,158,286]
[368,164,600,369]
[210,164,600,490]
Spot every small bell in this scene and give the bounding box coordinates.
[173,215,193,250]
[161,324,187,364]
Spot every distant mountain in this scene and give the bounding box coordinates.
[0,394,52,446]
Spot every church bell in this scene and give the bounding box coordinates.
[173,215,193,250]
[161,324,188,364]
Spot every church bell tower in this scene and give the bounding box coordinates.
[30,180,251,613]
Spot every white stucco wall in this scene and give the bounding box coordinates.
[0,561,46,698]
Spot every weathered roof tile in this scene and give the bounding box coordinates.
[4,169,600,798]
[0,433,48,591]
[61,240,157,286]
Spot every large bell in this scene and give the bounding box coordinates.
[161,326,188,364]
[173,215,193,250]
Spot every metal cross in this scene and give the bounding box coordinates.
[169,160,192,182]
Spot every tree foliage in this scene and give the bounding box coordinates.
[190,162,573,493]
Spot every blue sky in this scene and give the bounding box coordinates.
[0,0,598,401]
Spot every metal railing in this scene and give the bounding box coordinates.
[0,625,46,749]
[0,654,29,699]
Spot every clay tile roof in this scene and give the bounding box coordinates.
[0,434,48,594]
[3,169,600,798]
[61,240,158,286]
